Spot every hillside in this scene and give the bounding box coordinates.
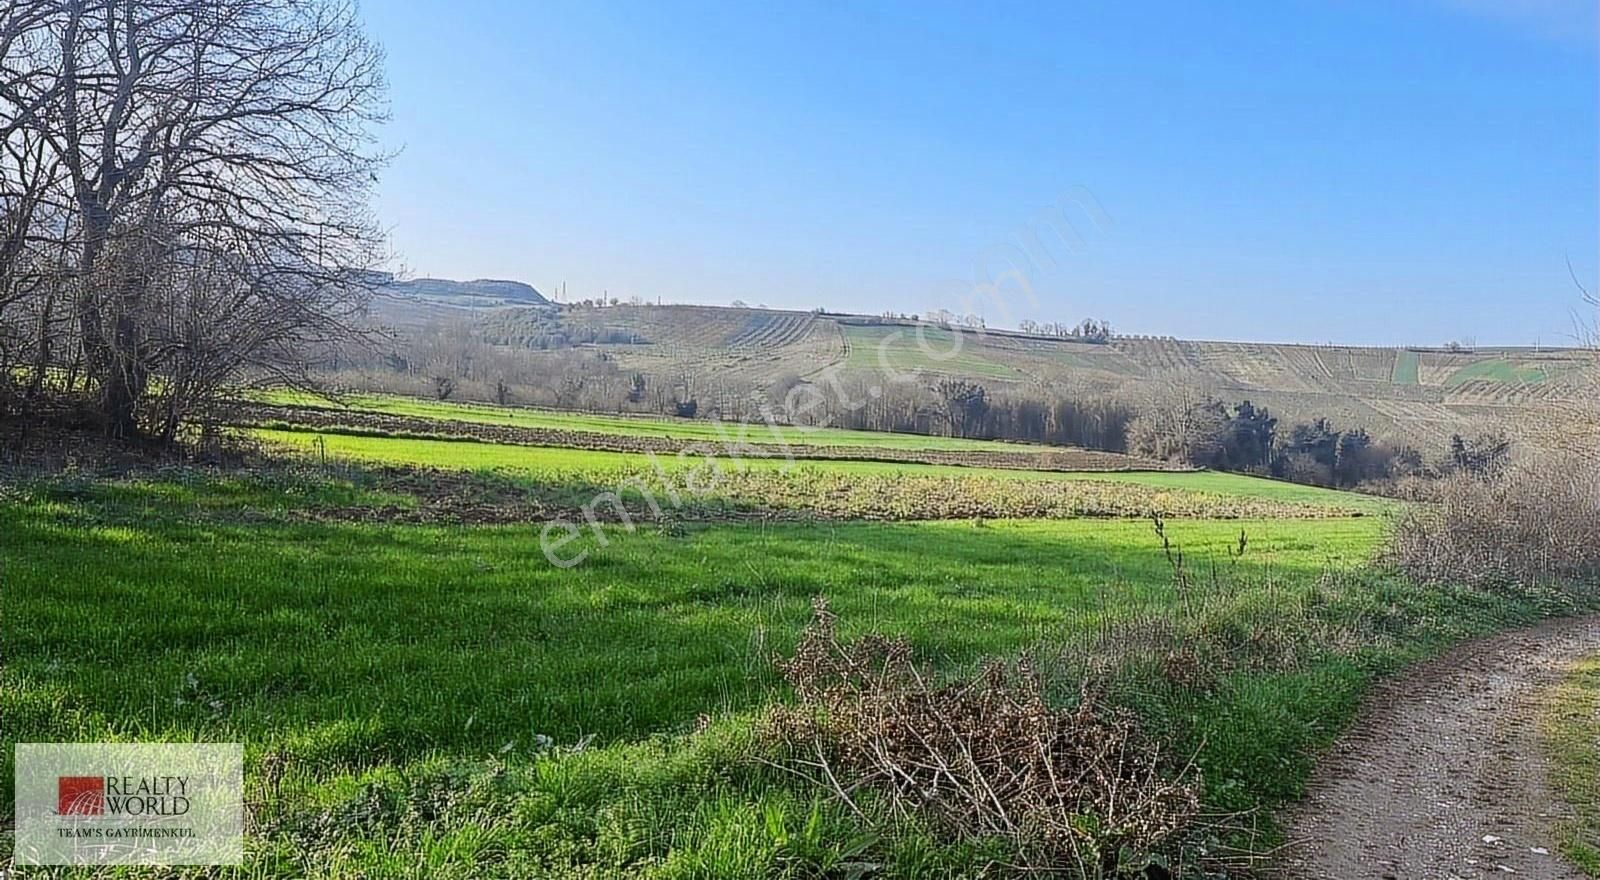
[363,274,550,333]
[479,303,1594,451]
[385,275,547,305]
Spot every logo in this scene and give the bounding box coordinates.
[57,776,104,816]
[16,743,242,865]
[56,774,192,816]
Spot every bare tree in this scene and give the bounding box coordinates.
[1,0,388,437]
[1529,268,1600,457]
[933,378,989,438]
[1124,374,1226,465]
[0,2,72,393]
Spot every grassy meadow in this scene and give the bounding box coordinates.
[252,425,1393,514]
[6,391,1588,877]
[4,472,1587,876]
[259,389,1027,452]
[5,495,1378,757]
[840,325,1020,379]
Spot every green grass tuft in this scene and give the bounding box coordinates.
[1540,655,1600,876]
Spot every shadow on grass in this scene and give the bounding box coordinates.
[4,486,1376,766]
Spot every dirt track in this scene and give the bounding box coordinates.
[1281,616,1600,879]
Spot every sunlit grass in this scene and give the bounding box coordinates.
[258,388,1025,452]
[252,426,1395,514]
[1,480,1579,876]
[4,499,1381,758]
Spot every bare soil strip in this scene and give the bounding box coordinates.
[1282,616,1600,879]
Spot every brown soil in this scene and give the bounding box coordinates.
[1280,616,1600,879]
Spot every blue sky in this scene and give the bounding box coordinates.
[363,0,1597,345]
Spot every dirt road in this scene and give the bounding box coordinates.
[1281,616,1600,879]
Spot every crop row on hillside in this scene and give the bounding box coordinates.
[1443,358,1549,386]
[726,310,815,348]
[1392,349,1421,385]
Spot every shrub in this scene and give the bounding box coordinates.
[1387,451,1600,588]
[764,598,1200,875]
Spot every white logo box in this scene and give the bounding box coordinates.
[14,743,243,865]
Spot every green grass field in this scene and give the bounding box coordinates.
[1391,349,1420,385]
[841,325,1019,379]
[4,475,1580,876]
[261,389,1022,452]
[4,498,1378,755]
[253,426,1392,514]
[3,389,1574,876]
[1444,358,1548,386]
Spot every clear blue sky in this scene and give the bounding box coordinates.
[363,0,1597,346]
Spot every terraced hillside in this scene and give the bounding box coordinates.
[537,304,847,386]
[470,304,1596,452]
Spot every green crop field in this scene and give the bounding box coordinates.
[252,426,1395,515]
[841,324,1020,379]
[260,389,1027,452]
[1391,349,1420,385]
[1444,358,1548,386]
[7,473,1574,876]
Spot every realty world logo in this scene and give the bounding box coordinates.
[57,774,193,816]
[15,743,242,865]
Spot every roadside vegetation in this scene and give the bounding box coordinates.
[1388,448,1600,588]
[1540,655,1600,877]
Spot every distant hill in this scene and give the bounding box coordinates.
[363,274,550,331]
[384,276,547,305]
[480,303,1594,452]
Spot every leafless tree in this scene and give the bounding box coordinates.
[0,0,388,437]
[933,377,988,437]
[0,2,69,393]
[1536,267,1600,455]
[1124,373,1226,464]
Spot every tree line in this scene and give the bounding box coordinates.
[345,322,1472,491]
